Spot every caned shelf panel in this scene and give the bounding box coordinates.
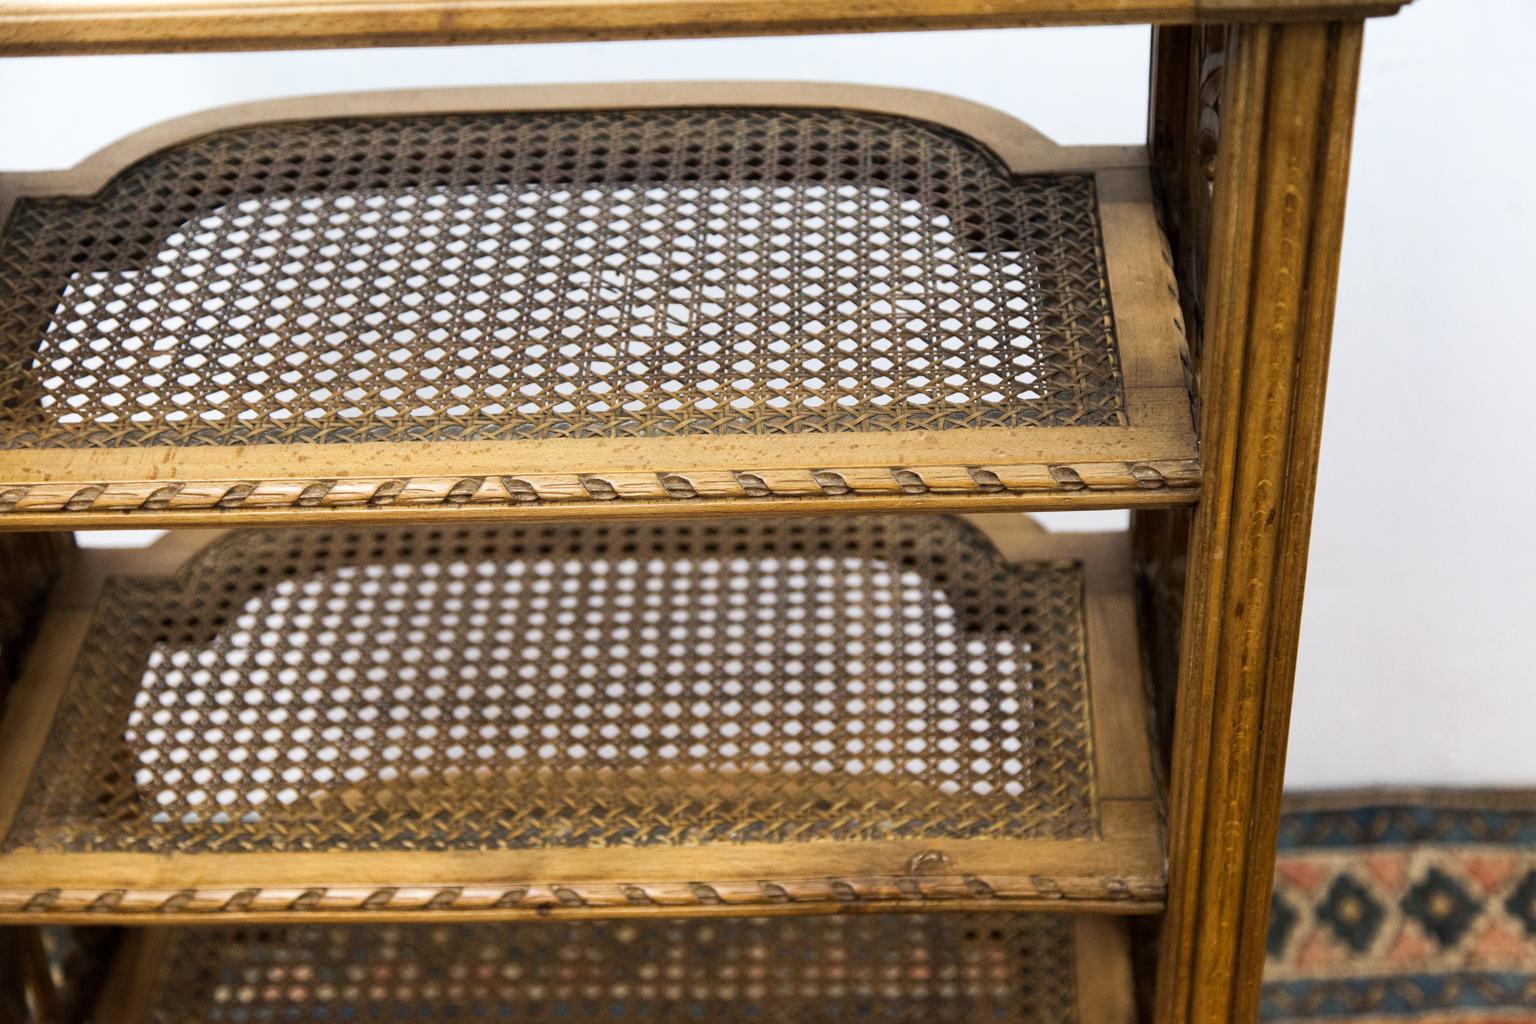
[0,513,1163,923]
[0,0,1414,57]
[0,84,1198,530]
[97,915,1136,1024]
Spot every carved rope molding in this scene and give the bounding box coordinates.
[0,872,1167,917]
[0,460,1201,517]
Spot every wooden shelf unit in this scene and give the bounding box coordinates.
[0,1,1415,1022]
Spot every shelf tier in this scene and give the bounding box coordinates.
[0,0,1414,57]
[0,513,1163,923]
[98,915,1136,1024]
[0,84,1198,531]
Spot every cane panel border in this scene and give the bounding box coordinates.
[0,109,1127,448]
[5,516,1098,853]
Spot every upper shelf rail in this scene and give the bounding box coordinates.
[0,0,1412,57]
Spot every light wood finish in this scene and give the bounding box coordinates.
[94,930,169,1024]
[0,0,1410,56]
[1075,916,1139,1024]
[1152,19,1365,1024]
[0,516,1165,924]
[0,83,1197,531]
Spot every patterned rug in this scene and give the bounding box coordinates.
[1264,789,1536,1023]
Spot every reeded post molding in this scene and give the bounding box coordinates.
[1154,19,1364,1024]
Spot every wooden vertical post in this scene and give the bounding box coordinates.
[1153,19,1365,1024]
[0,532,70,698]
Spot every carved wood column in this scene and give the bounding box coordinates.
[1153,19,1366,1024]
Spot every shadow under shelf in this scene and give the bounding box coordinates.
[95,914,1136,1024]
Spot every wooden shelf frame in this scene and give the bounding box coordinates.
[0,0,1410,57]
[0,84,1197,531]
[0,515,1165,924]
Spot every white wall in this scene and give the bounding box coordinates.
[1288,0,1536,788]
[2,0,1531,789]
[0,27,1150,167]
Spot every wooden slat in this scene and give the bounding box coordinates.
[0,0,1412,57]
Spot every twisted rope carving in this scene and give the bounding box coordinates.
[1,872,1166,918]
[0,460,1199,518]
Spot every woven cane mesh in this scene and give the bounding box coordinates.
[134,915,1081,1023]
[0,108,1124,449]
[4,515,1095,853]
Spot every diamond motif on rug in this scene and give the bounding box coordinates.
[1317,874,1387,953]
[1402,868,1482,948]
[1271,892,1301,957]
[1507,870,1536,938]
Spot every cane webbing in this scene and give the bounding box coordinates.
[0,108,1124,449]
[4,515,1096,854]
[132,915,1082,1023]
